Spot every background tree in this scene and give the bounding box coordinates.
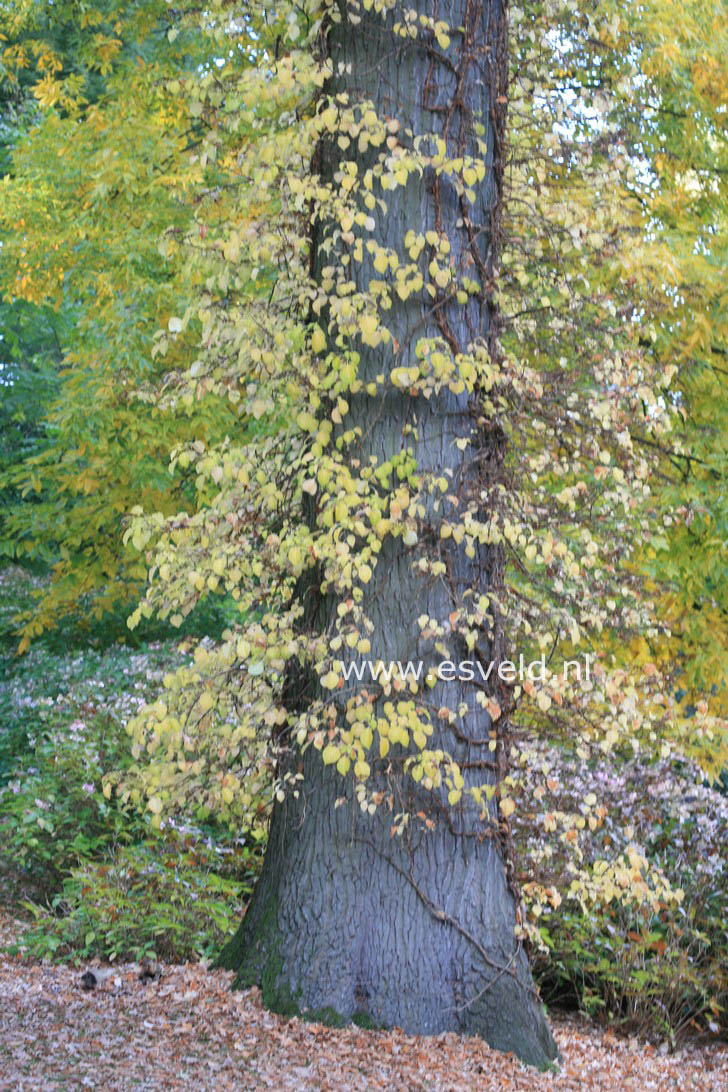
[613,0,728,717]
[0,300,64,527]
[487,0,727,771]
[0,15,66,566]
[0,0,239,646]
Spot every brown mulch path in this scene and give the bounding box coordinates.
[0,923,725,1090]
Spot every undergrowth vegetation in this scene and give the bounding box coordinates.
[515,744,728,1045]
[0,566,260,963]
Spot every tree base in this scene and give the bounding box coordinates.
[217,765,558,1068]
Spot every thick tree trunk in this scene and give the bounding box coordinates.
[220,750,556,1064]
[219,0,557,1067]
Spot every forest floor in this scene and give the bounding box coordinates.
[1,912,726,1091]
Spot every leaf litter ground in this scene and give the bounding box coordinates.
[1,913,726,1091]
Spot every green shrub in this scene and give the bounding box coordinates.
[14,831,258,964]
[0,586,263,967]
[0,712,146,895]
[534,899,727,1046]
[517,746,728,1045]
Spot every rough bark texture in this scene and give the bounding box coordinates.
[219,0,558,1068]
[220,750,557,1065]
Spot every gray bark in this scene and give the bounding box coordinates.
[219,0,558,1067]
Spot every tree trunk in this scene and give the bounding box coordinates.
[219,0,558,1067]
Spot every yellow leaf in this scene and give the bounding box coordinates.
[359,313,380,346]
